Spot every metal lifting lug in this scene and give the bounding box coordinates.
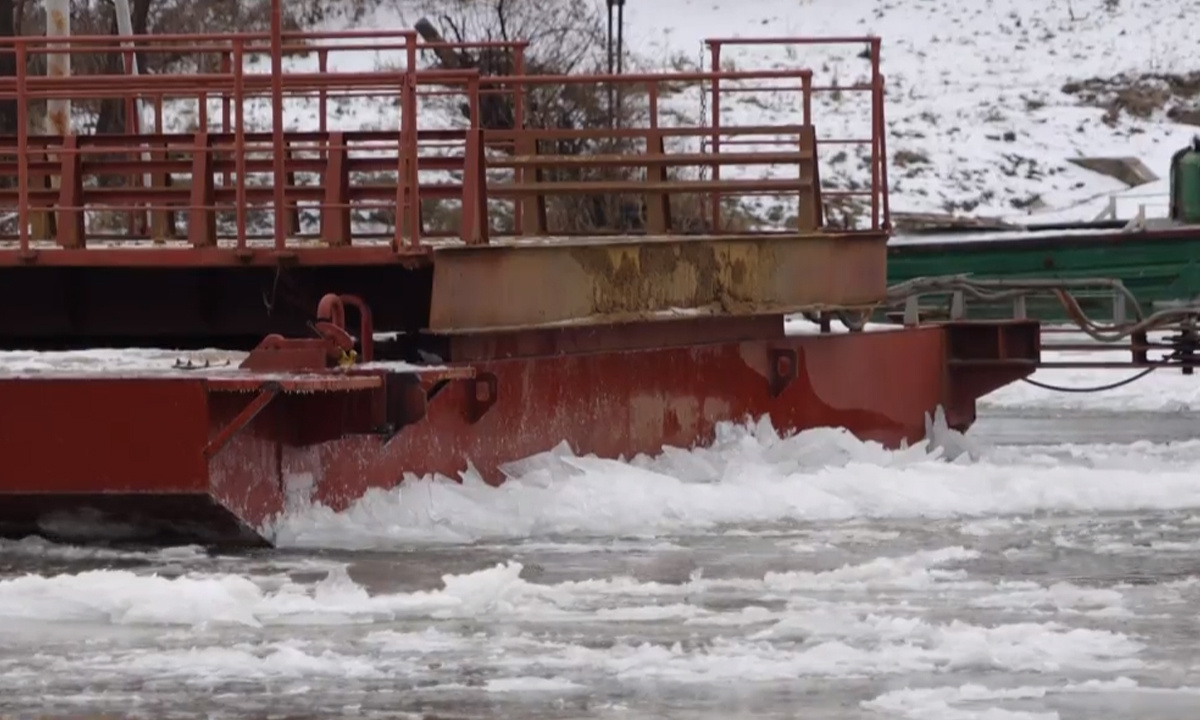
[240,293,377,372]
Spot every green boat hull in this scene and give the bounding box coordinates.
[886,226,1200,322]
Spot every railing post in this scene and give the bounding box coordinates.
[801,73,812,125]
[513,43,527,234]
[318,48,329,141]
[708,40,723,232]
[644,82,670,234]
[394,76,408,249]
[797,124,819,231]
[270,0,287,250]
[313,49,329,241]
[322,132,351,246]
[15,42,28,255]
[878,72,890,231]
[148,96,175,241]
[410,33,422,248]
[461,126,489,245]
[869,37,882,232]
[187,132,215,247]
[397,34,421,250]
[55,134,84,248]
[220,50,232,189]
[459,74,487,244]
[233,39,248,252]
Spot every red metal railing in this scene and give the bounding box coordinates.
[0,28,891,265]
[705,36,890,232]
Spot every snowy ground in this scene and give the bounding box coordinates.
[623,0,1196,224]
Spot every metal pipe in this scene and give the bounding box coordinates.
[606,1,614,125]
[704,35,882,45]
[615,0,624,129]
[0,67,813,94]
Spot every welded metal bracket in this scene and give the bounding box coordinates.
[768,348,798,397]
[203,383,281,459]
[377,373,429,443]
[378,366,483,444]
[466,372,498,424]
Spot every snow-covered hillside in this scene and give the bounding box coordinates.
[164,0,1198,228]
[623,0,1197,224]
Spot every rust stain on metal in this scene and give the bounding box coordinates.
[428,234,885,332]
[47,109,69,135]
[569,242,762,316]
[49,9,68,32]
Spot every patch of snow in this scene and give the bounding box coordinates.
[0,347,436,379]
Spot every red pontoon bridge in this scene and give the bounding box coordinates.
[0,11,1043,546]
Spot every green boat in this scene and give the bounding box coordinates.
[886,139,1200,322]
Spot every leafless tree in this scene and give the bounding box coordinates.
[407,0,650,231]
[0,0,336,134]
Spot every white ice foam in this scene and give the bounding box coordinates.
[269,417,1200,550]
[864,684,1059,720]
[479,618,1143,682]
[864,678,1200,720]
[968,582,1130,618]
[0,545,1166,698]
[66,642,391,682]
[482,676,585,693]
[0,562,548,627]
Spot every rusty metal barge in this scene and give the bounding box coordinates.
[0,13,1056,547]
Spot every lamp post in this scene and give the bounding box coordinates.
[606,0,625,128]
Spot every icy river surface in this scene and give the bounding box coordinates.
[3,402,1200,719]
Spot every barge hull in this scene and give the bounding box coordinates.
[0,321,1034,546]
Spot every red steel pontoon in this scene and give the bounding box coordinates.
[0,11,1041,546]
